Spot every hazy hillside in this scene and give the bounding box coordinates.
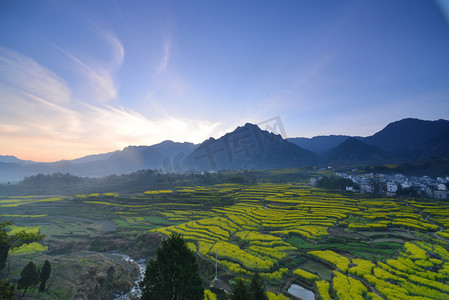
[412,127,449,159]
[0,141,197,182]
[69,141,197,177]
[363,118,449,155]
[289,118,449,156]
[1,118,449,182]
[0,155,35,164]
[70,151,119,164]
[289,118,449,166]
[322,137,395,167]
[287,135,353,154]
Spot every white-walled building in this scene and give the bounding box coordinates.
[401,181,412,189]
[434,190,448,200]
[387,182,398,193]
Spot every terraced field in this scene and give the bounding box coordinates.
[151,183,449,299]
[2,180,449,299]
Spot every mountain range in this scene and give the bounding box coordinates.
[180,123,318,171]
[1,118,448,182]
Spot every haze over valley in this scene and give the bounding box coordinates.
[1,118,448,183]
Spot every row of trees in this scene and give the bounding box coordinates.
[317,175,359,190]
[364,159,449,178]
[6,168,312,196]
[17,260,51,296]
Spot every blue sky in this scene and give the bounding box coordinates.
[1,0,449,161]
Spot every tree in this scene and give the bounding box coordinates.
[140,233,204,300]
[317,176,358,190]
[249,272,268,300]
[0,279,15,299]
[17,261,40,296]
[106,266,115,280]
[0,224,9,271]
[230,279,249,300]
[39,260,51,292]
[0,220,45,271]
[230,273,268,300]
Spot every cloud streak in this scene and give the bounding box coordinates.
[91,23,125,69]
[0,47,71,104]
[0,47,219,162]
[53,25,124,103]
[58,47,119,102]
[155,37,171,75]
[252,54,335,119]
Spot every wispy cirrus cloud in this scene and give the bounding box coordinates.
[252,54,336,119]
[0,47,219,161]
[90,23,125,69]
[54,24,124,103]
[0,47,79,140]
[57,47,119,102]
[155,37,171,75]
[0,47,71,104]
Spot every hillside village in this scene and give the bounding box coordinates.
[320,172,449,200]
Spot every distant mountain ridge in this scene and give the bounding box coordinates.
[0,155,36,164]
[181,123,318,170]
[322,137,395,167]
[0,141,198,182]
[287,135,353,154]
[413,127,449,159]
[70,151,119,164]
[288,118,449,160]
[1,118,448,182]
[363,118,449,155]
